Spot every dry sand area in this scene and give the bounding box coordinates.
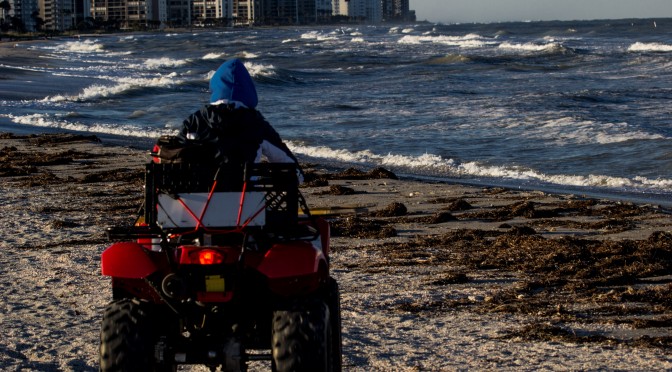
[2,132,672,370]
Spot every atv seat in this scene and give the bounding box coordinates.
[144,162,300,232]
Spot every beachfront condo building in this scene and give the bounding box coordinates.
[4,0,413,31]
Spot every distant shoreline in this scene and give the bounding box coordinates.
[0,16,668,45]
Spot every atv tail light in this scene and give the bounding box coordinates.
[178,246,240,265]
[196,249,224,265]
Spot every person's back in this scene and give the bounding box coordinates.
[177,59,302,176]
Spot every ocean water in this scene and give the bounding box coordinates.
[2,19,672,205]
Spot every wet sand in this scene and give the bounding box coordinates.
[1,132,672,370]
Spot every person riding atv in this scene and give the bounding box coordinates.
[99,59,341,371]
[163,58,303,182]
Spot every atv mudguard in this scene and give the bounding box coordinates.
[255,241,328,296]
[101,242,159,279]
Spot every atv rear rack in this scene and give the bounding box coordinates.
[108,162,317,243]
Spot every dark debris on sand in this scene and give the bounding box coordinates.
[302,166,399,188]
[6,133,672,350]
[325,185,672,349]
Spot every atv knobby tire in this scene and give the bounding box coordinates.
[326,277,343,372]
[272,298,331,372]
[99,298,175,372]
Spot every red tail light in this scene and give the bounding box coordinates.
[197,250,223,265]
[177,246,239,265]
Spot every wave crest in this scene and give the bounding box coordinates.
[628,42,672,53]
[288,142,672,192]
[398,33,493,48]
[42,73,181,102]
[5,113,176,138]
[498,41,564,53]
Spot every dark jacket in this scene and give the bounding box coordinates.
[177,59,302,181]
[178,103,300,166]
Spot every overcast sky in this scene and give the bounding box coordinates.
[414,0,672,23]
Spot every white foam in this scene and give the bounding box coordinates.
[42,73,181,102]
[398,34,493,48]
[287,142,672,192]
[143,57,189,68]
[243,62,277,78]
[351,37,365,43]
[628,42,672,53]
[498,41,562,52]
[203,53,225,60]
[53,40,104,53]
[6,113,176,138]
[300,31,337,41]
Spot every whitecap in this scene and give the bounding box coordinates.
[203,52,225,60]
[144,57,189,68]
[398,34,492,48]
[243,62,277,78]
[42,73,181,102]
[54,40,104,53]
[628,42,672,53]
[6,113,176,138]
[300,31,337,41]
[498,41,562,52]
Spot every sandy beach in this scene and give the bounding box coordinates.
[2,132,672,371]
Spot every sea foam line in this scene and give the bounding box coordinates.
[287,142,672,192]
[5,113,175,138]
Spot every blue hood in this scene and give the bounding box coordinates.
[209,59,258,108]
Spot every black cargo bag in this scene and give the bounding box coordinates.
[151,135,219,164]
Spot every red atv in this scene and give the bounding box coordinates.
[99,162,342,371]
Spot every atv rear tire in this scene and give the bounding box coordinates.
[272,298,330,372]
[326,277,343,372]
[99,298,176,372]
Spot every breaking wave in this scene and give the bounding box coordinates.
[53,40,105,53]
[287,142,672,192]
[498,41,565,53]
[628,42,672,52]
[143,57,190,68]
[5,113,175,138]
[42,73,182,102]
[398,33,493,48]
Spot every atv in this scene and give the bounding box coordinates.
[99,161,342,371]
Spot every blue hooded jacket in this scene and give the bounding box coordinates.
[209,59,258,108]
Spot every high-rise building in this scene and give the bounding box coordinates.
[192,0,231,25]
[383,0,414,22]
[7,0,415,32]
[253,0,321,25]
[332,0,381,23]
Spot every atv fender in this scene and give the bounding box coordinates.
[257,241,328,296]
[257,241,325,279]
[101,242,159,279]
